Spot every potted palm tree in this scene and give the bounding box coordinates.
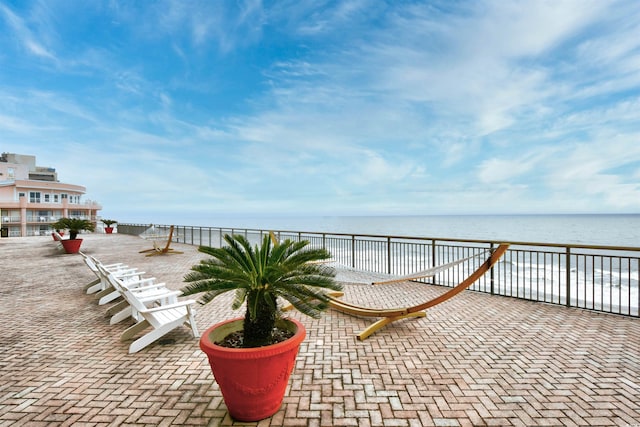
[181,233,342,422]
[51,217,95,253]
[102,219,117,234]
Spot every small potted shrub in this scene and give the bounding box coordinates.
[51,217,95,253]
[181,233,342,421]
[51,229,64,241]
[102,219,117,234]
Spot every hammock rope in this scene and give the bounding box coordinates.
[329,249,489,285]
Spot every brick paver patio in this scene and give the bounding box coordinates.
[1,234,639,426]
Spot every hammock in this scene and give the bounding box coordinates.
[139,225,183,256]
[139,224,170,241]
[331,249,490,286]
[328,244,510,340]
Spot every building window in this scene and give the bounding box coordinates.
[29,192,41,203]
[8,167,14,179]
[54,194,59,203]
[44,194,50,203]
[38,211,49,222]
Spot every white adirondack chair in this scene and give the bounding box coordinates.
[107,277,182,325]
[108,273,199,353]
[94,262,151,305]
[81,253,131,293]
[85,255,185,324]
[81,254,143,297]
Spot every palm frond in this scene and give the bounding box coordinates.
[232,289,248,310]
[277,285,332,318]
[181,280,239,305]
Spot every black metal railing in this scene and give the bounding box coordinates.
[118,223,640,317]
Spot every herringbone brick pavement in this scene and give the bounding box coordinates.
[1,234,639,426]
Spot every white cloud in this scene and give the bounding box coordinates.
[0,3,56,61]
[0,113,37,134]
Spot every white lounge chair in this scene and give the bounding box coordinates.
[107,274,198,353]
[102,268,182,325]
[84,255,185,324]
[108,283,182,325]
[81,253,134,293]
[94,262,152,305]
[81,254,143,296]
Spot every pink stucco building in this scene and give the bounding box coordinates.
[0,153,102,237]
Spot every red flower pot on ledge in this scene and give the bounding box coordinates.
[104,227,114,234]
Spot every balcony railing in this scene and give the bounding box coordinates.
[1,217,21,224]
[118,223,640,318]
[26,216,54,223]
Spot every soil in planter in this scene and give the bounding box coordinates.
[216,327,295,349]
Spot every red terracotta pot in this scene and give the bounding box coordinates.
[104,227,114,234]
[52,233,60,241]
[60,238,83,254]
[200,317,306,422]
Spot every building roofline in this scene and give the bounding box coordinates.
[13,179,86,193]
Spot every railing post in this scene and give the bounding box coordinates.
[351,235,356,269]
[431,240,436,268]
[431,240,436,285]
[387,237,392,275]
[490,243,495,295]
[566,247,571,307]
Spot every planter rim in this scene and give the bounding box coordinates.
[200,317,306,357]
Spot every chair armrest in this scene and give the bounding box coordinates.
[115,270,145,278]
[128,283,168,293]
[123,278,157,288]
[102,262,127,269]
[139,299,197,313]
[136,290,182,302]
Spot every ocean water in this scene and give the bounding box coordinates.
[178,214,640,248]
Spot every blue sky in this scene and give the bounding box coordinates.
[1,0,640,224]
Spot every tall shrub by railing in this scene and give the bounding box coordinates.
[118,223,640,317]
